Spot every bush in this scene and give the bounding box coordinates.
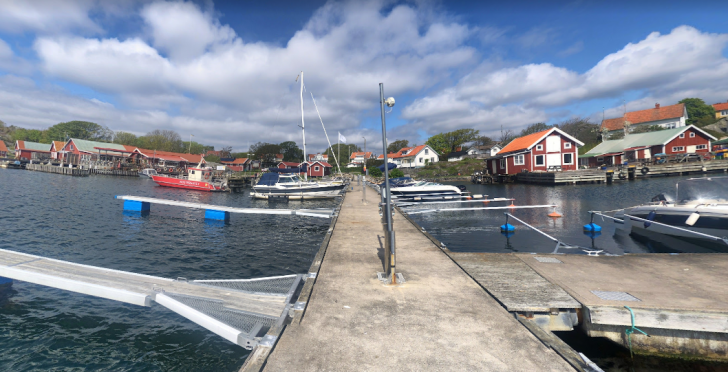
[389,169,404,178]
[369,167,382,177]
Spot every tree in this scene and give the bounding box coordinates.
[443,128,479,153]
[520,123,552,137]
[232,152,249,159]
[499,128,516,146]
[369,167,382,177]
[472,136,494,147]
[139,129,184,152]
[556,117,600,144]
[387,139,409,154]
[323,143,361,167]
[113,131,138,146]
[12,128,46,143]
[679,98,715,126]
[279,141,303,162]
[220,146,233,158]
[425,133,448,155]
[389,169,404,178]
[182,141,211,154]
[46,121,113,142]
[250,142,282,163]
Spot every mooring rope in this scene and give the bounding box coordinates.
[624,305,650,358]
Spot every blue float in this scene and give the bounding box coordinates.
[205,209,230,221]
[123,200,150,212]
[500,223,515,232]
[583,230,602,238]
[583,223,602,232]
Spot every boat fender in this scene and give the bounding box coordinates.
[641,167,649,175]
[644,211,656,228]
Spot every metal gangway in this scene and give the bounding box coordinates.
[0,248,303,350]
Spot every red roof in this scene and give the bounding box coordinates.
[51,141,65,152]
[308,154,328,161]
[497,127,583,155]
[134,148,204,163]
[349,151,373,159]
[0,141,8,153]
[601,103,686,131]
[389,145,428,158]
[304,161,332,167]
[222,158,248,164]
[713,102,728,112]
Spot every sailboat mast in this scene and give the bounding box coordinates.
[300,71,307,180]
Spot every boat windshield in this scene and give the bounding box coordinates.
[677,177,728,203]
[278,175,301,184]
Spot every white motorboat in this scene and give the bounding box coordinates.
[138,168,158,178]
[615,177,728,249]
[385,180,466,200]
[251,173,345,200]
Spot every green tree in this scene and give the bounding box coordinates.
[520,123,552,137]
[138,129,184,152]
[472,136,494,147]
[232,152,249,158]
[426,128,480,156]
[679,98,715,125]
[323,143,361,168]
[250,142,282,163]
[113,131,138,146]
[181,141,210,154]
[279,141,303,162]
[556,117,599,144]
[387,139,409,154]
[425,133,448,155]
[12,128,46,143]
[46,121,113,142]
[389,169,404,178]
[369,167,382,177]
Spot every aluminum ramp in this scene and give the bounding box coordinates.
[0,248,302,349]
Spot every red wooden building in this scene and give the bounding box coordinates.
[0,141,8,157]
[15,140,51,160]
[277,161,300,169]
[487,128,583,175]
[303,161,332,177]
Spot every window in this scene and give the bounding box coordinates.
[514,154,525,165]
[535,155,544,166]
[564,142,572,149]
[679,133,685,138]
[70,145,74,151]
[425,149,429,155]
[430,157,434,163]
[597,157,604,162]
[563,153,574,165]
[419,157,423,163]
[191,171,195,174]
[314,166,320,171]
[536,144,543,151]
[673,146,685,152]
[689,132,695,138]
[696,144,707,150]
[500,158,505,169]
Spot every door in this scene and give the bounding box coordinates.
[644,148,651,159]
[546,153,561,167]
[546,136,561,152]
[686,145,696,153]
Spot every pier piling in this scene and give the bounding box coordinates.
[123,200,151,212]
[205,209,231,221]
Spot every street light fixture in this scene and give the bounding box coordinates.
[379,83,397,284]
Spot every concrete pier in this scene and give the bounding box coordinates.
[260,187,574,371]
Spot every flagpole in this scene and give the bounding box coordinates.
[338,133,340,174]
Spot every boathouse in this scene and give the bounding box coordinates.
[487,128,583,175]
[59,139,131,165]
[0,141,8,157]
[302,160,332,177]
[277,161,300,169]
[49,141,66,160]
[221,158,250,171]
[15,140,51,160]
[580,125,715,167]
[601,103,687,139]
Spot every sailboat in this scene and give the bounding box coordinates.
[250,71,346,200]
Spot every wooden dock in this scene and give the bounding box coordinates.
[0,247,302,350]
[90,168,139,176]
[26,163,89,176]
[256,186,576,371]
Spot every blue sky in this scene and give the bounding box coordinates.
[0,0,727,152]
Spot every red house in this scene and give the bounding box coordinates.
[221,158,250,171]
[303,161,332,177]
[0,141,8,157]
[488,128,583,175]
[277,161,300,169]
[15,140,51,160]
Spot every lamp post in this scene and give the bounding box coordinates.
[379,83,397,284]
[188,134,193,154]
[362,136,367,203]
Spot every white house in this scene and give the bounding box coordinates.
[601,103,688,137]
[467,144,502,157]
[349,151,374,166]
[379,145,439,168]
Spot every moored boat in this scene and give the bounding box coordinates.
[151,160,227,192]
[251,172,345,200]
[139,168,158,178]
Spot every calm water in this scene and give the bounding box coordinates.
[405,175,723,255]
[0,169,336,371]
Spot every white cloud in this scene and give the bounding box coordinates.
[0,0,101,34]
[403,25,728,136]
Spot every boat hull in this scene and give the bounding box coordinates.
[151,175,222,192]
[620,206,728,250]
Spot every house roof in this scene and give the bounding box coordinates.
[275,154,284,159]
[51,141,65,152]
[16,140,51,152]
[349,151,373,159]
[308,154,329,161]
[584,125,715,157]
[497,128,584,155]
[134,148,204,163]
[389,145,430,159]
[69,139,127,154]
[222,158,249,164]
[713,137,728,145]
[279,161,300,167]
[305,161,332,167]
[713,102,728,112]
[0,141,8,153]
[601,103,686,131]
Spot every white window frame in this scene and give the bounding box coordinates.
[499,158,505,169]
[419,157,423,163]
[535,155,544,166]
[563,153,574,165]
[514,154,525,165]
[424,149,429,155]
[696,144,707,150]
[689,132,695,138]
[672,146,685,152]
[536,144,543,151]
[314,166,320,171]
[679,133,685,138]
[70,145,74,151]
[564,142,572,149]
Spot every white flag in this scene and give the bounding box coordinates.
[338,132,346,143]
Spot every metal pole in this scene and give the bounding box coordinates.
[300,71,307,181]
[379,83,396,284]
[362,136,366,203]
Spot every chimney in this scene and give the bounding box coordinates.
[456,147,462,152]
[655,103,660,109]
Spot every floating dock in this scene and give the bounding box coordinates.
[254,186,576,371]
[0,248,302,350]
[25,163,89,176]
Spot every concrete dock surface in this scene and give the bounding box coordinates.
[263,187,574,371]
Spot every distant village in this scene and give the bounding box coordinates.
[2,99,727,178]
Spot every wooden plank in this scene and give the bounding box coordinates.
[588,306,728,333]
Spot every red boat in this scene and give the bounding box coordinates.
[151,166,227,192]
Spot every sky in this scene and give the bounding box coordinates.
[0,0,727,154]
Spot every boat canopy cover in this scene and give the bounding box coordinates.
[258,173,280,186]
[378,163,397,171]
